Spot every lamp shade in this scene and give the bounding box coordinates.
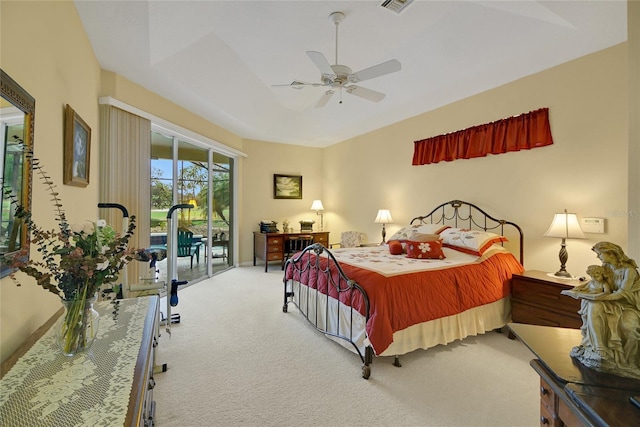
[374,209,393,224]
[188,198,197,208]
[544,210,586,239]
[310,200,324,211]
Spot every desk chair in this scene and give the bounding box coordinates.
[282,234,314,269]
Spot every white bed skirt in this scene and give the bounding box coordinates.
[287,279,511,357]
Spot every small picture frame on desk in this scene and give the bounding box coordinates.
[273,174,302,199]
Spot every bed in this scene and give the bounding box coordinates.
[282,200,524,379]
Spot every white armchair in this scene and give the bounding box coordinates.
[331,231,366,248]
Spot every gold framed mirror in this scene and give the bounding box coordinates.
[1,69,35,278]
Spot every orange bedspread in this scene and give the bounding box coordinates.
[286,247,523,354]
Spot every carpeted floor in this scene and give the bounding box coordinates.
[153,266,539,426]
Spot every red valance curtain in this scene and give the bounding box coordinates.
[412,108,553,165]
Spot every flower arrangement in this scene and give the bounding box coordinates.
[3,171,136,301]
[1,146,137,354]
[9,217,137,300]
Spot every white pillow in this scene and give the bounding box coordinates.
[439,228,508,256]
[388,224,450,242]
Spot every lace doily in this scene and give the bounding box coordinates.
[0,296,156,426]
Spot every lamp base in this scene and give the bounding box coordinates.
[553,270,573,278]
[547,272,576,281]
[380,223,387,245]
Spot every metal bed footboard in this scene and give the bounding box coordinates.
[282,243,374,379]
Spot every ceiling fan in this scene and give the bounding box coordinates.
[273,11,401,107]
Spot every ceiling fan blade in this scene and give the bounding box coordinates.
[315,90,335,108]
[306,51,336,81]
[349,59,401,83]
[272,81,308,89]
[346,85,386,102]
[272,80,325,89]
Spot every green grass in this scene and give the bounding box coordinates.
[150,209,229,232]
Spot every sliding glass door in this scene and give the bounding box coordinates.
[150,130,233,283]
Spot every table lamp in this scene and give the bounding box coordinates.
[311,199,324,231]
[544,209,586,278]
[374,209,393,244]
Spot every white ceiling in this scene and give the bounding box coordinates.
[74,0,627,148]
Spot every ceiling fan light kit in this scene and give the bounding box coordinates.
[274,11,401,107]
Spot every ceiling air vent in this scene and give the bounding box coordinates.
[379,0,414,14]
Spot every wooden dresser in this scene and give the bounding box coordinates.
[0,296,160,426]
[253,231,329,272]
[511,270,582,329]
[509,323,640,427]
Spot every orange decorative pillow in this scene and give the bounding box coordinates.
[388,240,403,255]
[405,239,446,260]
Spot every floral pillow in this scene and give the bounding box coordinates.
[405,239,446,260]
[388,224,450,242]
[439,228,507,256]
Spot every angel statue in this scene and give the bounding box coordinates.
[561,242,640,379]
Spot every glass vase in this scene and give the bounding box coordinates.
[56,293,100,356]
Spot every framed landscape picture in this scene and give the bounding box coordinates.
[63,104,91,187]
[274,174,302,199]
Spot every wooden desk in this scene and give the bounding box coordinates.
[0,296,160,426]
[253,231,329,272]
[509,323,640,427]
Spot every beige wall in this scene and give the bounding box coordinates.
[320,43,629,276]
[0,0,104,362]
[629,0,640,261]
[241,139,324,262]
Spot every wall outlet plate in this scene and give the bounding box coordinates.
[581,217,605,233]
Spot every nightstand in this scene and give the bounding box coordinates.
[511,270,582,329]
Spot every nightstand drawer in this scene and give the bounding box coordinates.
[512,301,582,328]
[512,280,580,312]
[510,271,582,329]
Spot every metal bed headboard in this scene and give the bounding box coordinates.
[410,200,524,265]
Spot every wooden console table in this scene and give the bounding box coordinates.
[0,296,159,426]
[253,231,329,272]
[509,323,640,427]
